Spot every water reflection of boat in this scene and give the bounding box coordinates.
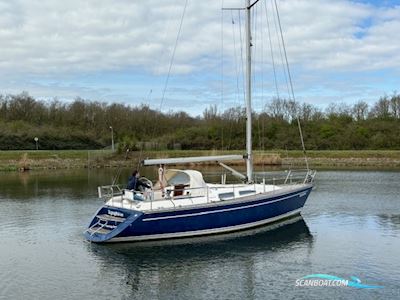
[84,1,315,243]
[88,217,312,265]
[87,217,313,298]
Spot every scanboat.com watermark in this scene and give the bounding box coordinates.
[295,274,383,289]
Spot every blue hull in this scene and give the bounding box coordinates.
[85,185,313,243]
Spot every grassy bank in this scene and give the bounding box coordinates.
[1,149,400,171]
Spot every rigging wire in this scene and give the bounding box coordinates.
[264,0,280,99]
[259,1,266,175]
[253,3,263,153]
[270,0,291,98]
[273,0,309,170]
[221,0,225,150]
[231,12,241,104]
[237,11,247,104]
[146,0,188,169]
[259,2,265,153]
[135,89,153,171]
[112,149,130,186]
[237,10,247,147]
[159,0,189,112]
[228,11,241,150]
[252,3,257,107]
[254,2,267,176]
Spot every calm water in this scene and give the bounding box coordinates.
[0,168,400,299]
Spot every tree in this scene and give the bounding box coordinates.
[352,101,369,121]
[390,92,400,119]
[371,96,391,119]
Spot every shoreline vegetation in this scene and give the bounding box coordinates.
[1,92,400,152]
[1,150,400,172]
[2,93,400,171]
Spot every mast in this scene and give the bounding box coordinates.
[245,0,253,183]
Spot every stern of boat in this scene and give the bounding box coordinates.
[84,205,143,243]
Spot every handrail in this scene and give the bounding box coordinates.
[98,184,123,199]
[284,170,292,184]
[124,185,209,204]
[253,169,315,186]
[87,219,108,236]
[101,169,316,212]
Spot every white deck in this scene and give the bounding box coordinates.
[101,168,315,213]
[105,183,285,212]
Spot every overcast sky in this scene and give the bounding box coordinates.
[0,0,399,115]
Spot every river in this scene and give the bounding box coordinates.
[0,168,399,299]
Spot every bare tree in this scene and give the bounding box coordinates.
[390,92,400,119]
[370,96,391,119]
[352,101,369,121]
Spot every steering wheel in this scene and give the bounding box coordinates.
[139,177,153,190]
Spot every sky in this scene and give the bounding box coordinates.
[0,0,399,116]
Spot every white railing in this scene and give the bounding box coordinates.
[98,184,123,199]
[98,169,316,211]
[254,168,316,186]
[113,185,212,209]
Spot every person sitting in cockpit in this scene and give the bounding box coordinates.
[127,170,151,191]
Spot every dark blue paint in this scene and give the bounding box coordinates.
[84,206,143,242]
[85,186,312,242]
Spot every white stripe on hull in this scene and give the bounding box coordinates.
[108,208,303,243]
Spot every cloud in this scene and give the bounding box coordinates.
[0,0,227,75]
[0,0,399,113]
[262,1,400,72]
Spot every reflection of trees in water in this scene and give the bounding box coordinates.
[0,166,283,200]
[0,169,119,200]
[88,217,313,299]
[377,214,400,231]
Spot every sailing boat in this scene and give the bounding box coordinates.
[84,1,316,243]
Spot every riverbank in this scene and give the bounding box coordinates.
[1,149,400,171]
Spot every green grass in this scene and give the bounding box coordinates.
[0,150,113,160]
[283,150,400,159]
[135,149,400,159]
[1,149,400,161]
[1,148,400,172]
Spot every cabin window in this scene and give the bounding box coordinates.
[173,184,189,197]
[239,190,255,196]
[219,192,234,200]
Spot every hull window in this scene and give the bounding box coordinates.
[218,192,234,200]
[239,190,256,196]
